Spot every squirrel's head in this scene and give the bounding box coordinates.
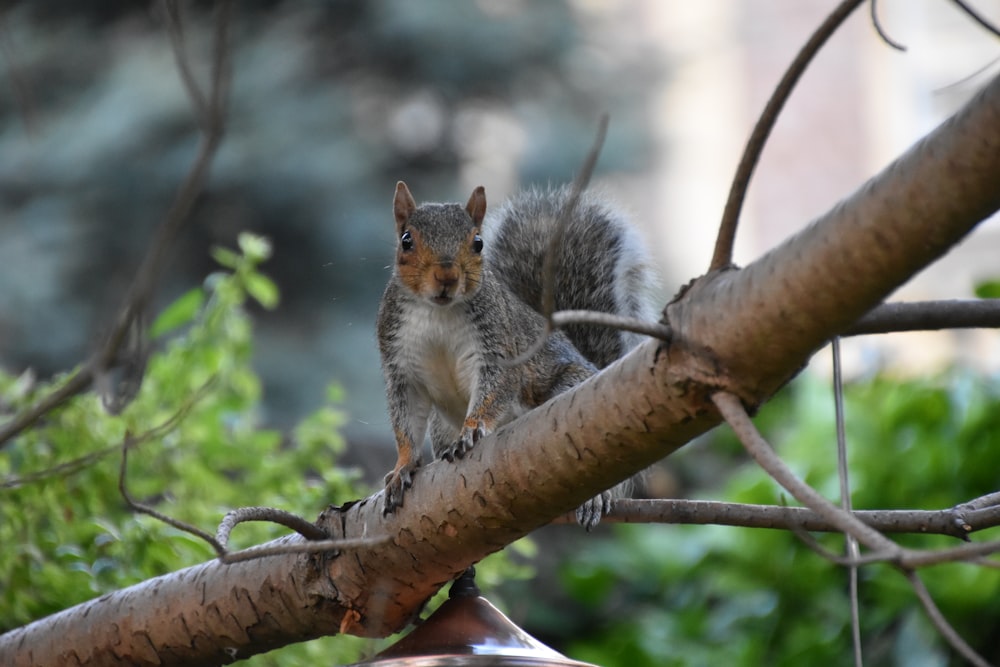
[392,181,487,306]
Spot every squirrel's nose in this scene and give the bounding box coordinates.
[434,263,458,289]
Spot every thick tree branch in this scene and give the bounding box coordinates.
[674,72,1000,404]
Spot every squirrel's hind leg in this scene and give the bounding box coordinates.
[576,479,634,531]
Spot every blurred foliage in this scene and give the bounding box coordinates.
[0,1,662,444]
[0,234,533,666]
[974,280,1000,299]
[542,371,1000,667]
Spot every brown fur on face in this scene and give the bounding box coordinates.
[395,224,483,305]
[393,182,486,306]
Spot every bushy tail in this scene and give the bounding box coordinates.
[484,185,656,368]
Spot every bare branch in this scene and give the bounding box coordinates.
[559,497,1000,539]
[956,490,1000,512]
[832,338,863,667]
[217,506,329,544]
[712,391,899,554]
[551,309,671,342]
[0,371,93,449]
[118,431,226,555]
[901,538,1000,568]
[711,0,865,271]
[906,570,994,667]
[162,0,210,128]
[869,0,907,51]
[951,0,1000,40]
[845,299,1000,335]
[502,114,609,368]
[218,536,387,564]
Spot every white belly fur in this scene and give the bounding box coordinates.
[396,303,481,427]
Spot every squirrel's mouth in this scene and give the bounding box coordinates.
[431,295,453,306]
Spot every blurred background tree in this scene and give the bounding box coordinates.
[0,0,661,464]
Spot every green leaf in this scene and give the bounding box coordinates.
[974,279,1000,299]
[244,273,280,310]
[210,246,241,270]
[149,288,205,338]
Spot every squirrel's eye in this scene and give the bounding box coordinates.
[472,234,483,254]
[400,230,414,251]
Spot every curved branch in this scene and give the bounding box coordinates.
[551,310,672,341]
[869,0,907,51]
[713,391,898,553]
[711,0,865,270]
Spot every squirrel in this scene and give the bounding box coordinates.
[377,180,654,529]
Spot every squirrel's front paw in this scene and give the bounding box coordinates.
[575,491,613,531]
[441,421,487,462]
[383,461,419,515]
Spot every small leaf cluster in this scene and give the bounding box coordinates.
[0,233,360,634]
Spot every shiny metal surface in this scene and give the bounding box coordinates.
[348,594,598,666]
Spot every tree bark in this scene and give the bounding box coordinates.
[3,71,1000,667]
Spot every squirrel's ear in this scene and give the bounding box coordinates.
[466,186,486,226]
[394,181,417,231]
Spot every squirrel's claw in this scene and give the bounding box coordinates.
[383,461,419,515]
[575,491,613,531]
[442,421,486,462]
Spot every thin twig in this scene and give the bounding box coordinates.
[934,56,1000,95]
[869,0,907,51]
[551,310,671,342]
[906,570,993,667]
[121,432,382,563]
[713,392,995,664]
[833,338,863,667]
[956,491,1000,512]
[555,497,1000,539]
[712,391,898,554]
[119,431,225,555]
[503,114,609,368]
[711,0,865,271]
[2,378,214,488]
[951,0,1000,40]
[900,538,1000,569]
[0,371,93,449]
[217,506,329,545]
[845,299,1000,336]
[162,0,210,128]
[218,536,387,564]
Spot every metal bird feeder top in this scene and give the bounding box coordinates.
[348,569,599,667]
